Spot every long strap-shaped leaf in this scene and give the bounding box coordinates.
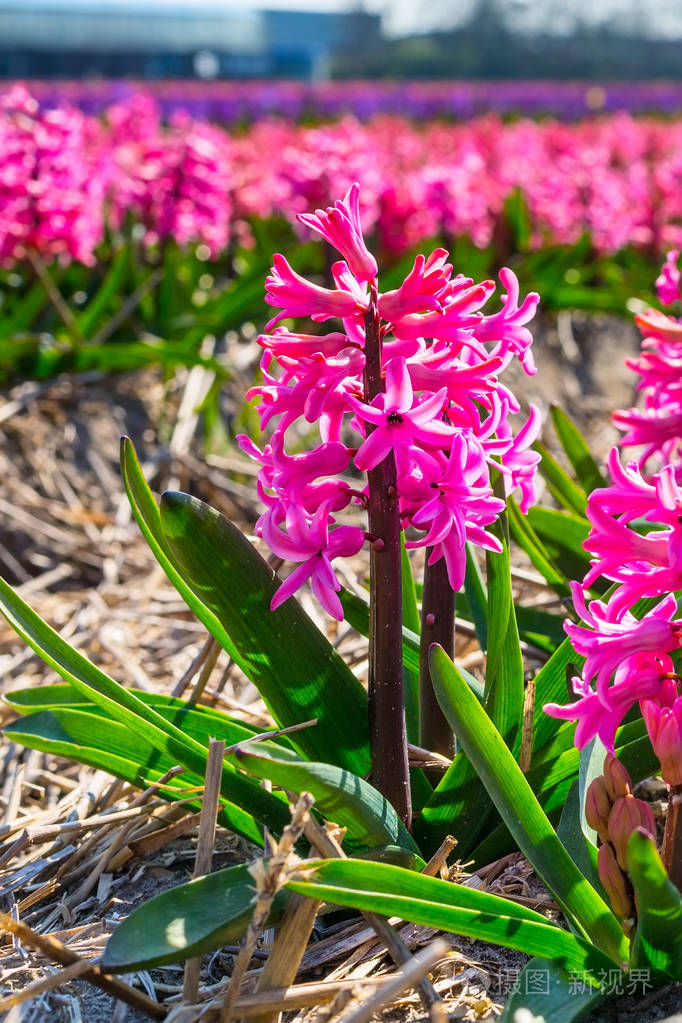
[158,488,370,774]
[484,503,524,749]
[233,745,420,854]
[286,859,617,980]
[4,710,264,845]
[428,644,628,965]
[4,707,288,842]
[628,829,682,981]
[121,438,370,775]
[0,575,292,844]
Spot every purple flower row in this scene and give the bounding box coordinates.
[25,79,682,125]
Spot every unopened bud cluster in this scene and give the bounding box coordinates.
[585,754,657,929]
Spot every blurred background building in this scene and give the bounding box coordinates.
[0,0,680,81]
[0,1,380,79]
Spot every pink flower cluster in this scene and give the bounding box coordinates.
[613,250,682,471]
[0,86,105,265]
[546,346,682,784]
[7,87,682,267]
[105,96,232,256]
[238,185,540,620]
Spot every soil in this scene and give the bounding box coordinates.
[0,312,679,1023]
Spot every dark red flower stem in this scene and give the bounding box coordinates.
[419,555,456,762]
[663,784,682,893]
[362,285,412,828]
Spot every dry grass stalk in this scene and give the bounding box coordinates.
[251,893,322,1023]
[333,939,450,1023]
[0,909,165,1019]
[422,835,458,878]
[219,791,315,1023]
[183,738,226,1005]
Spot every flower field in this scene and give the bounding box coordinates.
[2,79,682,1023]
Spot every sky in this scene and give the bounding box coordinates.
[7,0,682,39]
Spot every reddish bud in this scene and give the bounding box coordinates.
[585,776,612,844]
[608,794,657,870]
[603,753,632,802]
[598,842,634,920]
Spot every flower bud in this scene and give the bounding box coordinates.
[585,776,612,844]
[608,794,656,870]
[597,842,634,920]
[642,692,682,787]
[603,753,632,802]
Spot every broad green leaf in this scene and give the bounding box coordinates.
[4,705,288,844]
[534,441,588,517]
[159,491,370,774]
[232,744,420,854]
[468,728,658,869]
[579,737,607,848]
[428,645,628,964]
[6,682,301,756]
[102,863,287,971]
[5,279,48,334]
[504,187,532,251]
[526,506,591,583]
[556,781,603,897]
[628,829,682,981]
[121,439,370,775]
[498,957,607,1022]
[550,406,606,496]
[287,859,617,980]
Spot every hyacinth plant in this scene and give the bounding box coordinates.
[2,188,682,1021]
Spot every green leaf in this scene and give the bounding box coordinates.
[628,829,682,981]
[463,543,488,651]
[550,406,606,496]
[484,504,524,748]
[556,781,602,896]
[498,957,607,1023]
[526,506,591,583]
[102,863,287,971]
[75,243,130,337]
[232,744,420,854]
[287,859,617,980]
[507,496,571,598]
[428,645,628,964]
[159,490,370,775]
[121,438,370,775]
[4,704,289,845]
[504,187,532,251]
[6,682,304,756]
[534,441,588,517]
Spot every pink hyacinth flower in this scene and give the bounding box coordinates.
[544,652,670,751]
[655,249,681,306]
[265,253,364,329]
[261,502,364,621]
[564,583,682,706]
[641,679,682,786]
[347,357,454,478]
[297,183,378,283]
[406,433,505,590]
